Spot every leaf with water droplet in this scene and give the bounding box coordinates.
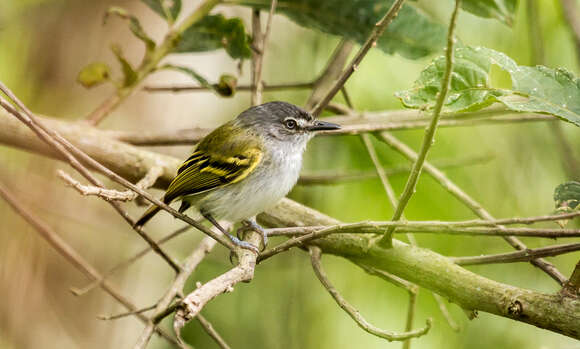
[396,46,580,127]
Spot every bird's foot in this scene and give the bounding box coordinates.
[237,219,268,251]
[226,233,259,254]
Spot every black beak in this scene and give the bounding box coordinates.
[306,120,341,131]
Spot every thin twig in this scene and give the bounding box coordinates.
[310,0,407,116]
[101,111,554,147]
[251,0,277,106]
[71,225,191,296]
[309,247,432,341]
[451,242,580,265]
[134,235,219,349]
[378,0,461,247]
[376,131,568,285]
[99,304,157,321]
[85,0,221,125]
[298,154,493,185]
[561,261,580,297]
[144,81,314,92]
[196,314,232,349]
[0,84,182,272]
[0,180,178,346]
[58,166,163,202]
[305,40,355,110]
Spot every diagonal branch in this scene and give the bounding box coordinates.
[378,0,461,247]
[0,179,178,346]
[0,84,181,272]
[451,242,580,265]
[310,0,407,116]
[376,131,568,285]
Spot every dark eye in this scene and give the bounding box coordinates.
[284,119,297,129]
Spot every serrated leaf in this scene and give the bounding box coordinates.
[141,0,181,22]
[77,62,111,88]
[105,7,155,52]
[396,46,580,127]
[233,0,446,59]
[174,14,252,59]
[461,0,517,26]
[111,45,138,87]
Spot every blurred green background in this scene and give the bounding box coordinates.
[0,0,579,348]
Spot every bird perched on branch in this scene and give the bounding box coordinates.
[135,101,340,252]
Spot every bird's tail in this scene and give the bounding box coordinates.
[134,205,161,228]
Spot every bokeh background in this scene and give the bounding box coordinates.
[1,0,579,348]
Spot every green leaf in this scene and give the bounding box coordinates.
[461,0,518,26]
[104,7,156,52]
[77,62,111,88]
[162,65,238,97]
[554,181,580,210]
[214,74,237,97]
[396,46,580,127]
[111,44,138,87]
[233,0,446,59]
[141,0,181,22]
[174,14,252,59]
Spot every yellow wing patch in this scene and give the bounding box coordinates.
[163,147,263,204]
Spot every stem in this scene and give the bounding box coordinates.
[85,0,222,125]
[378,0,461,247]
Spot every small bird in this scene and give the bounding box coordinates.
[135,101,340,251]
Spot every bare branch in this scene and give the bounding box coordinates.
[377,131,568,284]
[0,179,178,346]
[251,0,278,106]
[196,314,232,349]
[305,39,355,110]
[144,81,314,93]
[378,0,461,247]
[72,225,191,296]
[451,242,580,265]
[134,235,219,349]
[58,166,162,202]
[309,247,432,341]
[85,0,221,125]
[98,304,158,321]
[174,232,262,341]
[298,154,493,185]
[310,0,407,116]
[0,83,182,272]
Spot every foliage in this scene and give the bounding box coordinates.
[396,46,580,127]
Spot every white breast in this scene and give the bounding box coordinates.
[196,143,304,222]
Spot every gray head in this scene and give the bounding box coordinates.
[234,101,340,144]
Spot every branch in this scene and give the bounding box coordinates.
[134,234,219,349]
[0,179,178,346]
[0,84,235,251]
[196,314,232,349]
[85,0,221,125]
[298,154,493,185]
[305,39,355,110]
[57,166,163,202]
[93,111,552,147]
[378,0,461,246]
[0,83,182,272]
[173,232,262,340]
[144,81,314,93]
[376,131,568,285]
[250,0,277,106]
[451,242,580,265]
[2,101,579,339]
[562,261,580,297]
[258,199,580,340]
[72,226,191,296]
[310,0,407,116]
[309,247,431,341]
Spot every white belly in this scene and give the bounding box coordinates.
[194,148,303,222]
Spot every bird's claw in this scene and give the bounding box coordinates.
[237,220,268,251]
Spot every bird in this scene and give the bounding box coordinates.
[134,101,341,252]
